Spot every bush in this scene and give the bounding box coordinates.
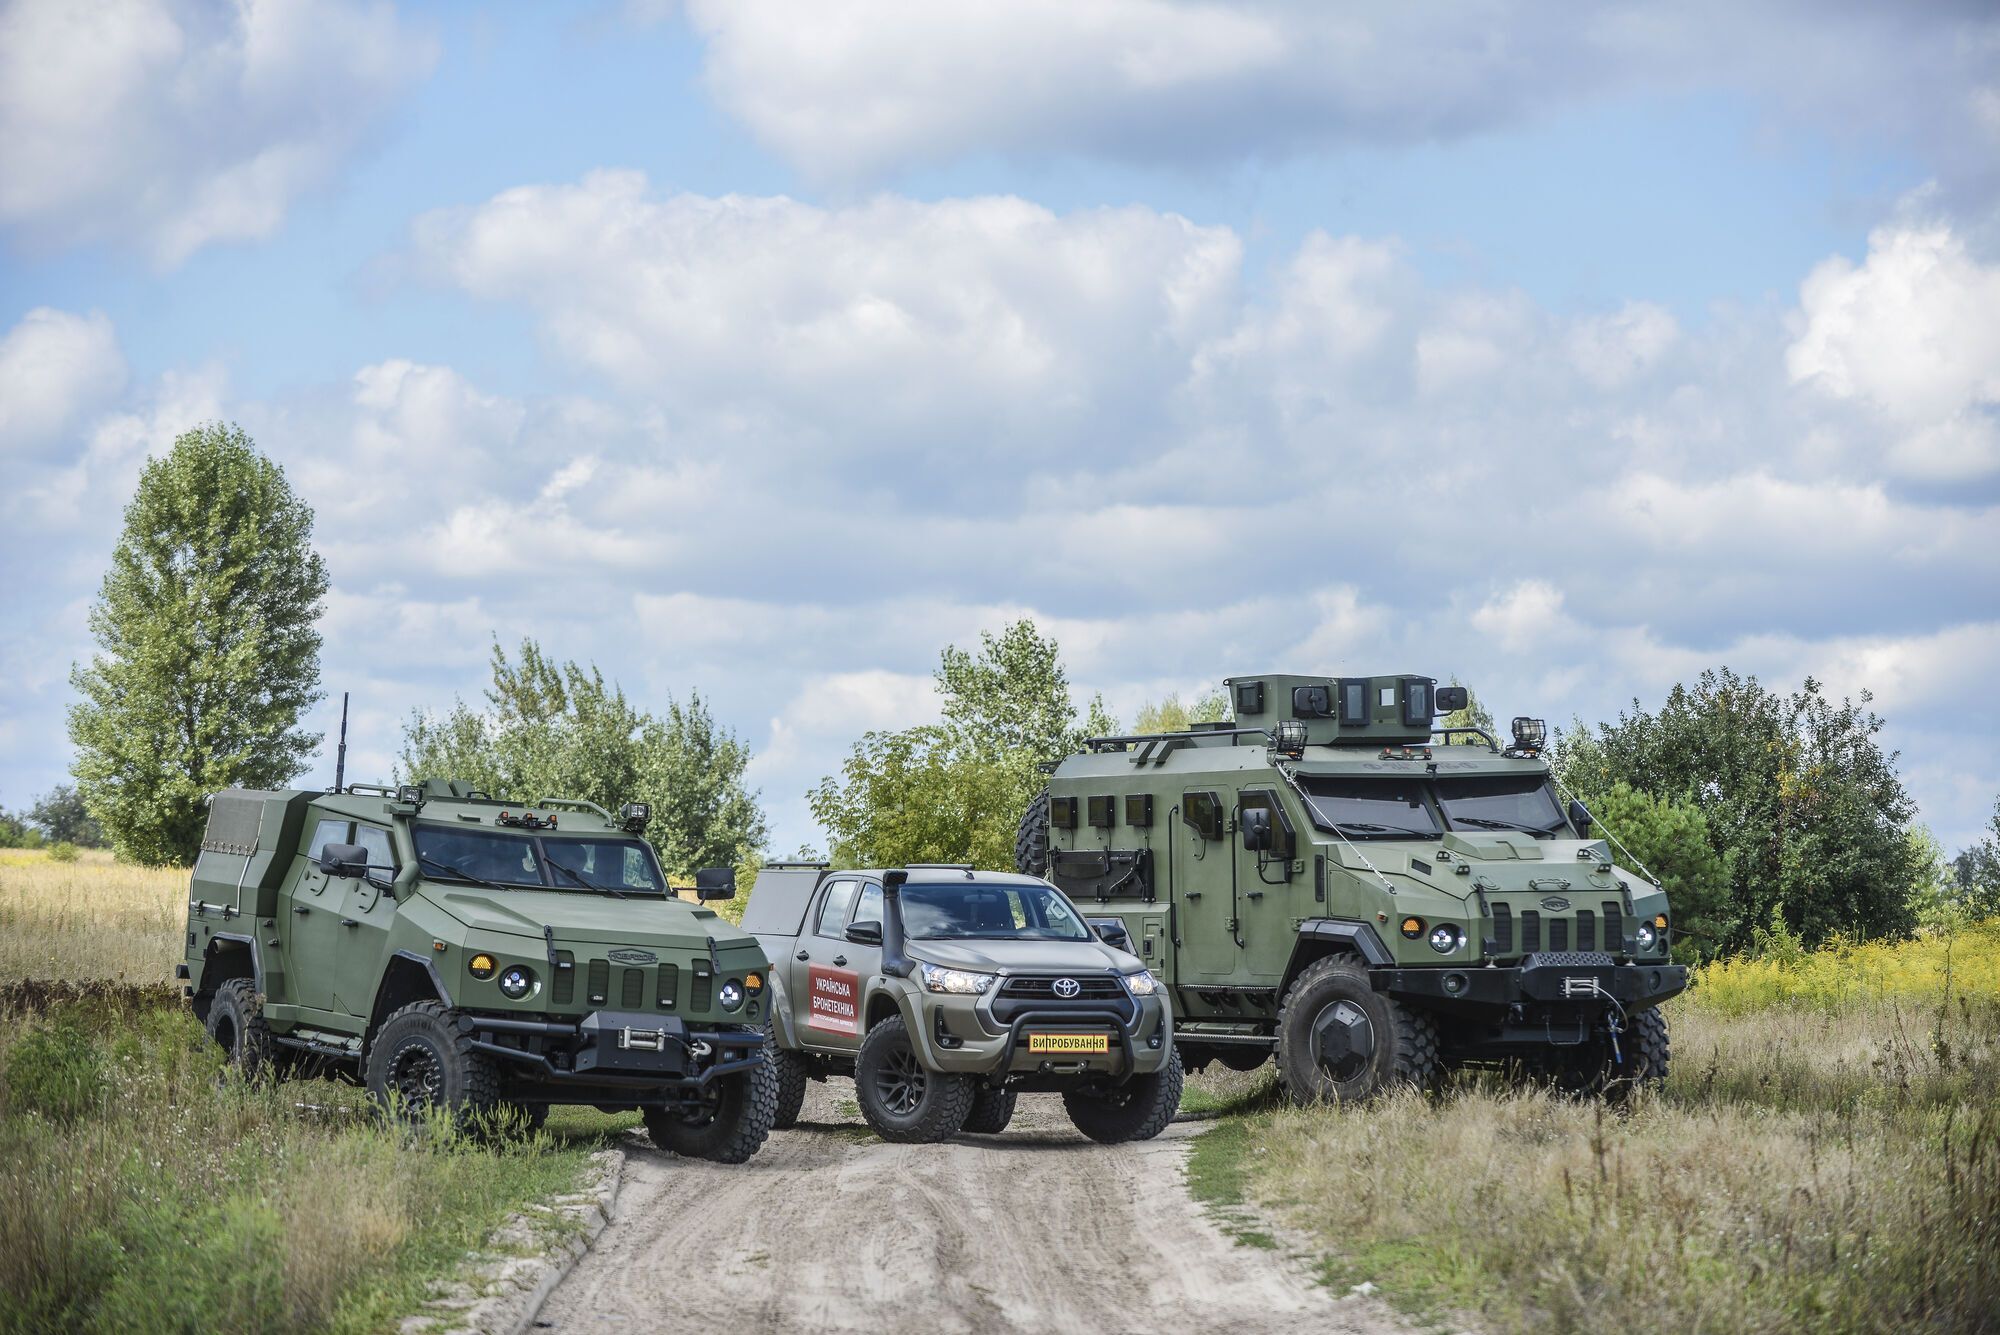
[2,1018,106,1122]
[45,842,78,864]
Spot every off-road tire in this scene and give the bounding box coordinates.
[365,1001,500,1130]
[642,1058,778,1164]
[206,978,274,1081]
[855,1016,974,1143]
[1275,955,1439,1105]
[962,1085,1018,1134]
[1062,1044,1184,1144]
[1549,1007,1671,1102]
[769,1020,810,1130]
[1016,788,1051,876]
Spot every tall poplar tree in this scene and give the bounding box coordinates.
[67,423,330,864]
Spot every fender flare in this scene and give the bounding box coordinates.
[766,973,803,1048]
[205,933,265,993]
[1282,919,1394,993]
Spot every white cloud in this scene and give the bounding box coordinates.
[684,1,2000,187]
[1788,220,2000,482]
[0,0,436,266]
[0,308,125,452]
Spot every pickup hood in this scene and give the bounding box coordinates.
[418,884,757,955]
[907,937,1140,974]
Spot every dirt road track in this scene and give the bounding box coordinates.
[536,1081,1413,1335]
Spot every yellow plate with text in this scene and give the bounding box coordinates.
[1028,1032,1109,1054]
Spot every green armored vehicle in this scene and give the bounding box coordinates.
[742,864,1181,1144]
[179,778,777,1162]
[1017,673,1688,1103]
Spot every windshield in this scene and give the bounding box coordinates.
[1296,777,1442,840]
[1434,775,1566,835]
[412,826,666,893]
[898,882,1091,941]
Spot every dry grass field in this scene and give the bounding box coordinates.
[0,849,186,985]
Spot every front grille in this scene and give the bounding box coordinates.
[621,967,645,1009]
[999,975,1126,1001]
[1602,902,1623,951]
[657,961,679,1009]
[691,969,712,1011]
[1524,951,1615,969]
[553,950,575,1004]
[1521,910,1541,953]
[587,958,610,1004]
[1491,903,1513,954]
[1576,910,1596,952]
[1549,918,1569,952]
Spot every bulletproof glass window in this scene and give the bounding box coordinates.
[306,818,353,863]
[542,838,668,893]
[1296,777,1441,840]
[1401,678,1433,728]
[1124,793,1154,827]
[1339,680,1370,726]
[815,878,860,937]
[352,823,396,880]
[850,881,883,934]
[1182,790,1224,840]
[414,827,546,886]
[1086,795,1116,828]
[1050,796,1078,829]
[1435,775,1566,837]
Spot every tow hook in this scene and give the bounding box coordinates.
[688,1039,714,1060]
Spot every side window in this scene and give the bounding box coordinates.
[815,879,859,937]
[850,882,883,931]
[306,818,352,862]
[353,824,394,873]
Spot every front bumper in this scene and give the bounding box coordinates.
[911,988,1172,1081]
[1371,953,1688,1011]
[458,1009,767,1097]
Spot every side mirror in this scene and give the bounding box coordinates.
[1240,806,1272,852]
[1435,685,1469,713]
[318,842,369,878]
[694,866,737,901]
[1088,917,1131,952]
[846,920,883,946]
[1568,799,1593,837]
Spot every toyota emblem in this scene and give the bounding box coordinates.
[1052,977,1081,999]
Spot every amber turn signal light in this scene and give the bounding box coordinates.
[1400,917,1425,939]
[468,953,497,979]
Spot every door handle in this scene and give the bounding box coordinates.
[292,906,310,914]
[340,918,359,928]
[795,950,810,961]
[1184,891,1202,899]
[833,955,847,967]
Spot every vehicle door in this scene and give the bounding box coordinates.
[789,876,866,1054]
[1174,789,1239,981]
[283,816,354,1015]
[329,821,399,1016]
[1234,788,1302,979]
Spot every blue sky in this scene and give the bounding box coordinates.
[3,0,1997,858]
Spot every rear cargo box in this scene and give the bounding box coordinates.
[189,790,313,919]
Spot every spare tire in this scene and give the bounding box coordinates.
[1016,788,1051,876]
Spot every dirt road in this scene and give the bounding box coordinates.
[535,1081,1413,1335]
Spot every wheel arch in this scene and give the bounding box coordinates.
[367,950,453,1044]
[194,934,261,1022]
[1280,919,1393,995]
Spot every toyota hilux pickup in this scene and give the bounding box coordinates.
[742,863,1181,1144]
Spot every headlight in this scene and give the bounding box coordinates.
[1400,916,1426,939]
[468,953,497,980]
[719,980,745,1010]
[920,963,997,995]
[1124,970,1159,996]
[497,965,535,999]
[1636,922,1659,953]
[1428,924,1462,954]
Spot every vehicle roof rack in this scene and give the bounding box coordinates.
[765,859,831,869]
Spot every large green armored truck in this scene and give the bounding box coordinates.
[1017,673,1689,1103]
[179,779,777,1162]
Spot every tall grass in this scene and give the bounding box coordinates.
[0,849,186,984]
[1211,925,2000,1334]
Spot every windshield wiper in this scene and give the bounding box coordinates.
[417,852,513,892]
[547,857,626,899]
[1452,816,1566,836]
[1333,821,1436,838]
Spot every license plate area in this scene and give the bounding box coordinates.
[1028,1032,1109,1054]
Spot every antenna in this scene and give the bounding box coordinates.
[334,692,349,794]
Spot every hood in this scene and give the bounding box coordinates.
[418,884,756,953]
[907,937,1139,974]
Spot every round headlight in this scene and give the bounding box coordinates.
[1636,922,1659,952]
[1428,924,1461,954]
[1400,916,1426,940]
[497,965,535,999]
[719,980,745,1011]
[468,953,497,980]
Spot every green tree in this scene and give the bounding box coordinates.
[1949,797,2000,918]
[0,796,41,849]
[1439,676,1497,745]
[809,619,1105,868]
[398,639,766,877]
[1132,689,1229,735]
[1557,667,1919,950]
[1583,782,1732,959]
[68,424,329,865]
[28,785,107,848]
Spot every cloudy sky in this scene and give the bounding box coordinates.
[2,1,1997,856]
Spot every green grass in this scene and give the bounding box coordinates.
[0,998,630,1334]
[1189,925,2000,1334]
